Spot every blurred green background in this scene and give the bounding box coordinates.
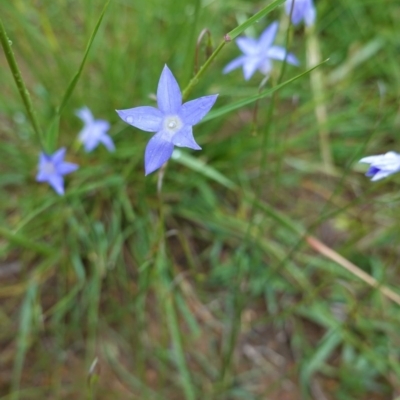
[1,0,400,399]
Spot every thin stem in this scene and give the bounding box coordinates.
[306,23,333,171]
[0,18,44,149]
[306,236,400,307]
[182,39,226,101]
[194,29,213,74]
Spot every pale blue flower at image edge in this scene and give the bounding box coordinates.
[36,148,79,195]
[359,151,400,181]
[223,21,299,81]
[116,65,218,175]
[285,0,316,26]
[76,107,115,152]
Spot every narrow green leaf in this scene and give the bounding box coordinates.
[300,329,342,392]
[171,149,236,189]
[0,18,44,148]
[47,0,110,150]
[58,1,109,113]
[11,280,38,400]
[182,0,285,99]
[203,60,328,123]
[0,226,53,255]
[227,0,286,40]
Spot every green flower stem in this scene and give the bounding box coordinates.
[181,0,286,101]
[0,18,44,149]
[182,40,226,101]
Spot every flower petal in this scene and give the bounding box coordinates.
[38,152,49,167]
[48,174,65,195]
[58,162,79,175]
[243,57,261,80]
[286,0,303,25]
[359,155,380,164]
[304,2,316,26]
[258,59,273,75]
[52,148,66,165]
[144,133,174,175]
[116,106,163,132]
[75,107,94,124]
[180,95,218,126]
[257,22,279,51]
[223,56,246,74]
[370,170,393,181]
[81,136,99,153]
[36,169,49,182]
[157,65,182,114]
[95,120,110,132]
[100,134,115,152]
[267,46,299,65]
[172,126,201,150]
[236,37,258,55]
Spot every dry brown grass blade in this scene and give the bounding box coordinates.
[306,235,400,306]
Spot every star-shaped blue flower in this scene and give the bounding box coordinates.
[116,65,218,175]
[285,0,316,27]
[36,148,79,195]
[223,22,299,81]
[76,107,115,152]
[359,151,400,181]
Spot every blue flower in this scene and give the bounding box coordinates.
[285,0,316,27]
[36,148,79,195]
[223,22,299,81]
[76,107,115,152]
[116,65,218,175]
[359,151,400,181]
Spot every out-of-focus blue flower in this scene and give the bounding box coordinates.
[116,65,218,175]
[359,151,400,181]
[285,0,316,26]
[223,21,299,81]
[76,107,115,152]
[36,148,78,195]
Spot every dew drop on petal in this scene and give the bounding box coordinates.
[126,116,133,124]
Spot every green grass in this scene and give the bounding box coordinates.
[1,0,400,399]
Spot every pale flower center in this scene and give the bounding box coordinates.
[43,161,56,175]
[163,115,182,137]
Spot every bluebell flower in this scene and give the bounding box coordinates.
[285,0,316,27]
[223,22,299,81]
[359,152,400,181]
[36,148,79,195]
[116,65,218,175]
[76,107,115,152]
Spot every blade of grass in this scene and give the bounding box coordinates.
[226,0,286,40]
[203,60,328,122]
[156,246,196,400]
[300,329,342,395]
[306,235,400,306]
[0,226,54,255]
[11,280,38,400]
[182,0,286,99]
[47,0,110,151]
[0,18,44,148]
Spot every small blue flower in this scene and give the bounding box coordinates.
[76,107,115,152]
[223,22,299,81]
[116,65,218,175]
[359,151,400,181]
[285,0,316,27]
[36,148,78,195]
